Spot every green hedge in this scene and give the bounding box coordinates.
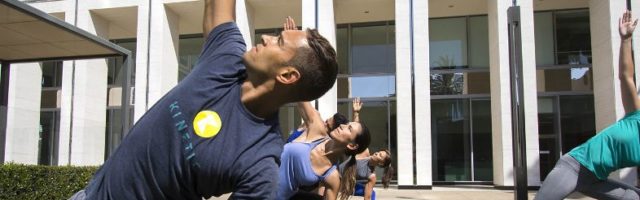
[0,163,98,200]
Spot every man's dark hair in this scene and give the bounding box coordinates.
[286,28,338,101]
[331,113,348,131]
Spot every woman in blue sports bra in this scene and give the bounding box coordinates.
[278,101,371,200]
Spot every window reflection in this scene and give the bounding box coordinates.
[178,36,204,81]
[352,25,395,74]
[430,72,490,95]
[430,17,467,69]
[108,40,136,86]
[556,10,591,65]
[41,61,62,88]
[429,16,490,96]
[38,111,59,165]
[432,99,471,181]
[338,75,395,98]
[537,67,592,92]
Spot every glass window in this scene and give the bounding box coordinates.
[560,95,595,153]
[105,108,134,159]
[336,27,349,74]
[431,73,464,95]
[468,16,489,68]
[108,41,137,86]
[537,95,595,179]
[387,24,396,68]
[537,67,592,92]
[41,61,62,88]
[278,104,302,139]
[431,71,492,95]
[538,97,558,180]
[351,25,394,74]
[178,37,205,81]
[38,111,59,165]
[432,99,471,181]
[338,75,396,98]
[535,12,555,66]
[432,99,492,182]
[429,17,467,69]
[555,10,591,65]
[471,99,492,181]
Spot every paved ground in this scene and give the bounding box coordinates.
[208,186,596,200]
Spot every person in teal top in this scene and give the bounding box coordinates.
[568,110,640,180]
[534,11,640,200]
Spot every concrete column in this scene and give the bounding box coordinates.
[58,60,74,165]
[4,63,42,164]
[395,0,415,187]
[487,0,541,187]
[302,0,337,118]
[147,2,180,109]
[58,0,77,165]
[68,3,109,165]
[134,1,150,122]
[412,0,431,187]
[488,0,514,187]
[590,0,637,185]
[519,0,541,186]
[236,0,254,49]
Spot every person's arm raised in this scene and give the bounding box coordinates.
[352,97,362,122]
[203,0,236,39]
[618,10,640,115]
[322,172,340,200]
[364,174,377,200]
[297,102,325,133]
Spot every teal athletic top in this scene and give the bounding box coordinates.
[569,110,640,180]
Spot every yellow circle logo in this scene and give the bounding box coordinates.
[193,110,222,138]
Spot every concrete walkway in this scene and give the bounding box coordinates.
[208,186,596,200]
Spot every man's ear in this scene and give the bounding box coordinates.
[276,67,300,85]
[347,143,359,151]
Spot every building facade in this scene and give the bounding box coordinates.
[3,0,640,188]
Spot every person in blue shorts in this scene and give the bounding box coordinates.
[534,10,640,200]
[69,0,338,199]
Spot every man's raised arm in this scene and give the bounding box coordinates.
[203,0,236,39]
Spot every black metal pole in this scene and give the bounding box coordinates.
[508,6,529,200]
[121,53,132,137]
[0,61,10,164]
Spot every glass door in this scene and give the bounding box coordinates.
[471,99,492,181]
[432,98,493,183]
[538,95,595,179]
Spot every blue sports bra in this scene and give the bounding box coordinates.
[277,137,338,199]
[286,128,305,143]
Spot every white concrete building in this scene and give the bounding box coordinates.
[3,0,639,189]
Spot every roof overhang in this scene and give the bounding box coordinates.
[0,0,131,63]
[0,0,134,163]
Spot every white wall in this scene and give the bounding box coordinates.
[4,63,42,164]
